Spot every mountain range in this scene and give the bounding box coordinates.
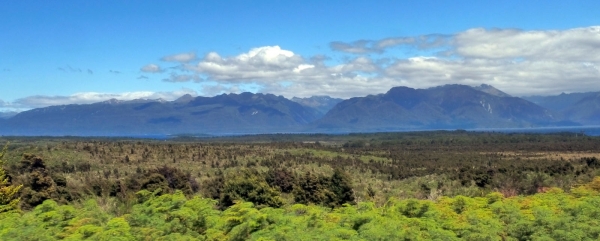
[312,85,570,132]
[0,93,319,136]
[523,91,600,125]
[0,84,597,136]
[523,92,600,112]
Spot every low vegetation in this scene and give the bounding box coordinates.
[1,131,600,239]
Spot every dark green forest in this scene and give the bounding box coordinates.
[2,131,600,240]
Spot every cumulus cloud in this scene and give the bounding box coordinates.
[453,27,600,61]
[161,51,197,63]
[330,34,450,54]
[376,37,415,49]
[6,89,198,110]
[140,64,163,73]
[200,84,243,96]
[162,73,202,83]
[383,57,600,96]
[152,26,600,98]
[373,26,600,96]
[181,45,387,98]
[325,26,600,96]
[187,46,308,82]
[329,40,384,54]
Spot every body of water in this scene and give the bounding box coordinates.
[469,126,600,136]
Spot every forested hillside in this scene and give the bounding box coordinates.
[1,131,600,240]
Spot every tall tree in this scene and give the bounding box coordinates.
[329,168,355,206]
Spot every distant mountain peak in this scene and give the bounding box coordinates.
[1,91,321,135]
[291,96,343,106]
[291,95,344,117]
[174,94,194,103]
[102,98,123,105]
[522,91,600,112]
[314,84,564,131]
[472,84,511,97]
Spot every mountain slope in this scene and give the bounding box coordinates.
[523,92,600,112]
[291,96,344,117]
[313,85,567,131]
[472,84,511,97]
[562,93,600,125]
[0,111,17,119]
[0,93,320,136]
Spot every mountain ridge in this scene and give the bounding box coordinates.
[291,96,344,117]
[0,92,320,136]
[522,91,600,111]
[312,84,570,132]
[562,93,600,125]
[0,84,594,136]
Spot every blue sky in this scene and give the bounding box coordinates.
[2,0,600,111]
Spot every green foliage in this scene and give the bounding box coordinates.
[3,178,600,240]
[329,168,355,206]
[0,143,21,213]
[2,132,600,239]
[265,167,295,193]
[3,131,600,208]
[128,190,218,239]
[293,172,336,206]
[293,169,355,207]
[219,169,284,209]
[127,165,196,196]
[18,154,73,209]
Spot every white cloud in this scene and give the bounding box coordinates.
[384,57,600,96]
[330,35,450,54]
[325,26,600,96]
[0,99,24,112]
[329,40,383,54]
[259,76,396,99]
[376,37,415,49]
[6,89,198,110]
[161,51,197,63]
[162,73,203,83]
[150,26,600,98]
[454,27,600,61]
[200,84,243,96]
[335,56,379,73]
[188,46,308,81]
[140,64,163,73]
[373,26,600,96]
[182,46,388,98]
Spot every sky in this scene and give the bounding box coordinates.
[1,0,600,111]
